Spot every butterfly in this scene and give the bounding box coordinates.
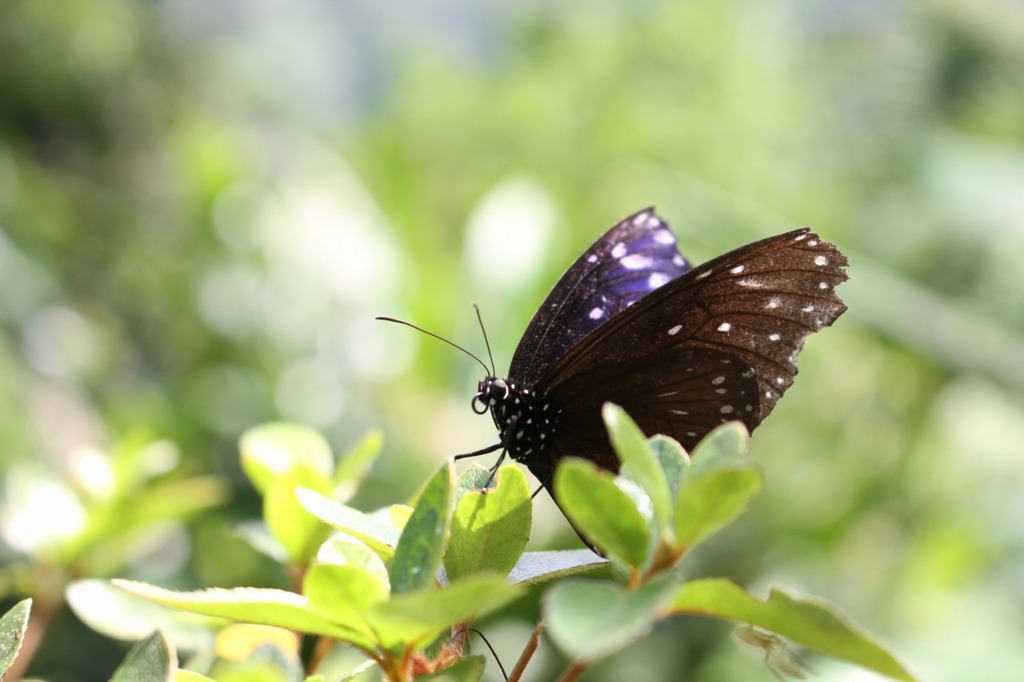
[465,207,848,493]
[380,208,848,544]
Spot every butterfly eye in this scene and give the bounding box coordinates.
[472,378,510,414]
[488,379,510,402]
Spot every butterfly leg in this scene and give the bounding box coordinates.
[453,442,502,461]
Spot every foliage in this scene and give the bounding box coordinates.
[0,599,31,676]
[0,434,226,679]
[60,415,911,681]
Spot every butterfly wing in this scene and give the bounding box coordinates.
[519,347,762,485]
[509,208,692,388]
[534,227,848,468]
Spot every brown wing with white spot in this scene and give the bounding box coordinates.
[532,347,762,478]
[537,228,848,441]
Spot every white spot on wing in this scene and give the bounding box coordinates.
[730,265,745,274]
[668,324,683,335]
[768,333,781,341]
[621,254,653,270]
[670,409,689,416]
[721,405,734,414]
[814,255,828,266]
[695,270,712,280]
[819,281,829,289]
[611,242,627,259]
[654,228,675,245]
[718,322,732,332]
[589,307,605,320]
[587,253,598,264]
[648,272,670,288]
[712,376,726,385]
[767,298,780,309]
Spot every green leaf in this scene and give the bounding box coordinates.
[316,535,389,587]
[297,488,400,560]
[670,578,916,681]
[446,466,531,581]
[454,463,496,503]
[113,580,377,651]
[388,504,415,531]
[554,458,651,569]
[544,576,677,662]
[210,646,300,682]
[672,466,762,553]
[647,435,689,501]
[67,580,217,650]
[265,470,331,565]
[685,422,749,480]
[367,574,522,651]
[176,670,215,682]
[507,550,607,586]
[603,404,672,532]
[214,623,300,659]
[110,631,176,682]
[303,564,387,637]
[0,599,31,677]
[390,462,454,594]
[333,430,383,502]
[207,625,303,682]
[240,422,334,495]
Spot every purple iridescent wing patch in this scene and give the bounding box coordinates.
[509,208,691,387]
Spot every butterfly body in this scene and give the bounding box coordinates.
[473,208,848,494]
[475,378,561,468]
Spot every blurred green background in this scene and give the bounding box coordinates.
[2,1,1023,680]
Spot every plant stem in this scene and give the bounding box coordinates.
[555,661,590,682]
[508,620,545,682]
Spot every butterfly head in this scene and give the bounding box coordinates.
[472,377,510,415]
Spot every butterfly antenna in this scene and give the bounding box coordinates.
[471,303,497,377]
[376,316,491,376]
[469,628,509,682]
